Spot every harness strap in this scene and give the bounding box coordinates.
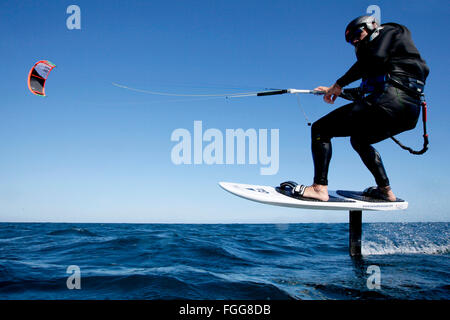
[386,74,424,99]
[390,99,429,155]
[384,75,429,155]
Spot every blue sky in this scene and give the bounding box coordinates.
[0,0,449,223]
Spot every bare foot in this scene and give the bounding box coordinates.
[303,184,329,201]
[379,186,397,201]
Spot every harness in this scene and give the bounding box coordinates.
[343,74,429,155]
[386,75,429,155]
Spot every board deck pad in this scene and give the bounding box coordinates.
[275,187,354,202]
[219,182,408,211]
[336,190,405,203]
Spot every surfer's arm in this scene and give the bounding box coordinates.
[336,61,363,88]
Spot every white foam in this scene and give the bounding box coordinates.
[362,241,450,255]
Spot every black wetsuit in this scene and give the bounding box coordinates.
[311,23,429,187]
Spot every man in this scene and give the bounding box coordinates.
[290,16,429,201]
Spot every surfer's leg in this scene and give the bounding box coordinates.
[350,106,398,201]
[305,103,355,201]
[350,138,395,200]
[310,103,355,184]
[350,86,422,201]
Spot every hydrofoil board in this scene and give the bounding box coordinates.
[219,182,408,211]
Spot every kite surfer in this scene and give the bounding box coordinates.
[293,16,429,202]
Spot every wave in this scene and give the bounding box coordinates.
[46,227,98,237]
[0,270,294,300]
[362,241,450,255]
[362,223,450,256]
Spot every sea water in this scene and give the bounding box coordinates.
[0,222,448,300]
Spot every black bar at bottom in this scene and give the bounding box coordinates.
[0,300,446,318]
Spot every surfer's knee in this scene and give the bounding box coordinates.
[350,136,368,152]
[350,137,381,162]
[311,121,330,142]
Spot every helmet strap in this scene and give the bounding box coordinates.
[369,26,383,42]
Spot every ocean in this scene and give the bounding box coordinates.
[0,222,448,300]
